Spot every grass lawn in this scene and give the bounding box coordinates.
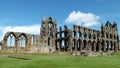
[0,52,120,68]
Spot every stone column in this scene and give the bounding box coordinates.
[87,41,90,51]
[26,38,31,51]
[2,39,7,52]
[68,30,72,53]
[85,41,88,50]
[93,42,96,51]
[107,41,110,51]
[64,25,67,51]
[59,27,62,52]
[115,42,118,52]
[111,41,114,51]
[74,39,77,55]
[103,41,106,52]
[15,39,19,52]
[98,41,101,52]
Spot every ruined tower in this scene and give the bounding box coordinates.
[40,17,57,53]
[101,21,119,52]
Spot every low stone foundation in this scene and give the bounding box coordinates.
[71,50,115,56]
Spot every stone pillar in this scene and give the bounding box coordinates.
[2,39,7,52]
[15,39,19,52]
[115,42,118,52]
[107,41,110,51]
[87,41,90,51]
[112,41,114,51]
[26,38,31,51]
[59,27,62,52]
[98,41,101,52]
[68,30,72,53]
[103,41,106,52]
[74,39,77,55]
[93,42,96,51]
[85,41,87,50]
[64,25,67,51]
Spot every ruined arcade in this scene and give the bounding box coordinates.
[0,17,119,56]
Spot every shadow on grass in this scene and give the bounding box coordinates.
[8,56,32,60]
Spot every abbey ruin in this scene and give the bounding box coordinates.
[0,17,119,56]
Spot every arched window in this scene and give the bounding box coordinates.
[57,33,59,38]
[0,45,1,51]
[89,34,91,39]
[106,33,108,38]
[19,34,26,47]
[114,35,116,39]
[62,32,64,37]
[62,40,64,48]
[84,33,87,38]
[77,32,79,38]
[72,31,74,37]
[31,35,35,45]
[93,34,96,39]
[7,34,15,46]
[110,34,112,39]
[48,38,50,46]
[72,39,75,50]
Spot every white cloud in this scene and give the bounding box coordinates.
[65,11,100,27]
[0,24,40,41]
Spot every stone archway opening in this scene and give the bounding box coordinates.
[7,33,15,52]
[114,42,116,51]
[31,35,35,45]
[72,39,75,51]
[110,41,113,50]
[110,34,112,39]
[106,40,109,51]
[96,41,100,52]
[0,44,1,51]
[19,34,27,51]
[48,37,50,46]
[77,39,81,51]
[101,40,105,51]
[83,40,87,50]
[61,40,65,51]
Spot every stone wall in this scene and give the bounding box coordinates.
[0,17,119,56]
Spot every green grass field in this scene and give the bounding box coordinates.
[0,52,120,68]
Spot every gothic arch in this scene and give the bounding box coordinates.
[31,35,35,45]
[4,32,16,40]
[18,33,28,48]
[5,32,16,52]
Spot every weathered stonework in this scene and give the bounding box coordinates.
[0,17,119,56]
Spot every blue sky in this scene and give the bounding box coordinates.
[0,0,120,40]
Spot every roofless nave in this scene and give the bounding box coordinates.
[0,17,119,56]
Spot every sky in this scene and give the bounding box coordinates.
[0,0,120,41]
